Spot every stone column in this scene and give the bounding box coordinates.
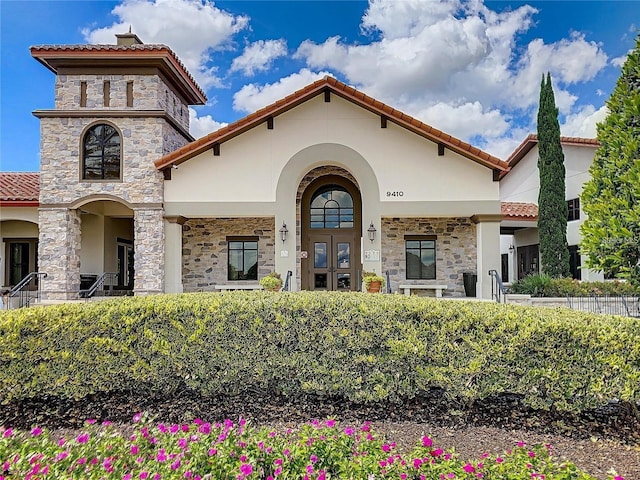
[472,215,502,300]
[38,207,81,300]
[134,208,165,295]
[164,216,186,293]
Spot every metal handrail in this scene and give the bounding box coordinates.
[282,270,292,291]
[488,269,507,303]
[5,272,48,309]
[80,272,119,299]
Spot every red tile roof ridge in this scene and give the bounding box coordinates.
[155,76,508,172]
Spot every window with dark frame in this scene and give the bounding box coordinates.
[309,186,354,229]
[82,124,121,180]
[227,237,258,281]
[567,198,580,221]
[405,236,436,280]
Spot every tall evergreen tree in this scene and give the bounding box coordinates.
[537,73,570,278]
[581,34,640,285]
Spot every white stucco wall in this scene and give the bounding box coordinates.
[164,95,499,207]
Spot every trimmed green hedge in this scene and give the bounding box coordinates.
[1,291,639,413]
[509,274,640,297]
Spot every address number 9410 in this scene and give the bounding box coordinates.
[386,191,404,197]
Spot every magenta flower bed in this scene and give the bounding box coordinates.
[0,414,624,479]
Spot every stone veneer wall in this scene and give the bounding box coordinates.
[295,166,359,291]
[182,218,275,292]
[134,208,165,295]
[55,74,189,131]
[381,217,476,297]
[38,208,81,299]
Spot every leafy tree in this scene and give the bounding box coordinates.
[581,34,640,285]
[537,73,570,278]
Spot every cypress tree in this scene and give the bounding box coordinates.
[537,73,570,278]
[581,34,640,285]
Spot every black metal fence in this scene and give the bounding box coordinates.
[566,294,640,317]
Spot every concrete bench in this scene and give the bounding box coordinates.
[214,284,262,291]
[399,284,448,298]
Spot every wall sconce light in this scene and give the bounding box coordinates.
[279,222,288,243]
[367,222,376,242]
[509,244,515,253]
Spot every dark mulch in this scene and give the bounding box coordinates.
[1,388,638,444]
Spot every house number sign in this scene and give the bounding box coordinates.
[386,191,404,197]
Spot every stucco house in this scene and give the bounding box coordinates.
[499,134,602,284]
[0,33,513,302]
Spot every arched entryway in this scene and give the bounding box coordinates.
[76,198,134,293]
[301,175,362,291]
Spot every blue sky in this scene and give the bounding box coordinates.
[1,0,638,172]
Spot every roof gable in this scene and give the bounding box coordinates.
[0,172,40,206]
[501,134,599,179]
[154,76,509,175]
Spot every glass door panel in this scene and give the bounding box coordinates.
[308,235,355,291]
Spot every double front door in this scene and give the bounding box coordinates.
[307,233,356,291]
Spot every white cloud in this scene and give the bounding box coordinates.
[230,39,288,76]
[560,105,608,138]
[611,52,630,67]
[189,107,227,139]
[287,0,612,161]
[232,68,333,114]
[415,101,509,140]
[82,0,249,89]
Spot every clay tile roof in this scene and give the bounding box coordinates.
[30,43,206,105]
[501,134,599,179]
[501,201,538,220]
[0,172,40,205]
[155,76,509,173]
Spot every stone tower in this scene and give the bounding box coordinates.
[31,33,206,299]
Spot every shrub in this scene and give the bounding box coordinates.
[0,291,639,413]
[259,272,283,291]
[509,274,640,297]
[0,417,614,480]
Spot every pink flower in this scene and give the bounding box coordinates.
[325,419,335,428]
[54,451,69,462]
[422,436,433,447]
[158,424,168,433]
[156,449,168,462]
[86,418,97,425]
[124,475,132,480]
[57,438,66,446]
[517,441,526,448]
[317,471,326,480]
[274,467,282,476]
[131,445,139,455]
[240,463,253,476]
[382,444,392,452]
[463,463,476,473]
[171,459,181,470]
[495,457,504,464]
[430,448,443,457]
[310,455,318,463]
[379,460,387,468]
[170,424,180,434]
[2,428,13,438]
[274,458,283,466]
[413,458,422,469]
[208,448,217,456]
[400,474,407,480]
[528,451,536,458]
[178,438,188,449]
[30,427,42,437]
[344,427,355,436]
[613,477,625,480]
[133,413,143,423]
[198,423,211,434]
[306,464,314,475]
[77,433,90,444]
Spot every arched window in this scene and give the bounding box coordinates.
[82,123,121,180]
[310,186,354,228]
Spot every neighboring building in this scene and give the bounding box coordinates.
[499,134,602,283]
[0,34,509,301]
